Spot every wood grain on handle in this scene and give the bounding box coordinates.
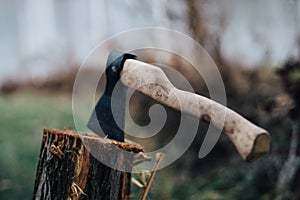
[121,59,270,161]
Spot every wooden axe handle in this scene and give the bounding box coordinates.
[121,59,270,161]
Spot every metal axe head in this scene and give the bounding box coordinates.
[87,50,136,142]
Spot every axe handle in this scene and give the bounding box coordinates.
[121,59,270,161]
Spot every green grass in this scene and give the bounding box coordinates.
[0,91,74,199]
[0,90,266,200]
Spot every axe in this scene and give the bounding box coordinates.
[88,51,270,161]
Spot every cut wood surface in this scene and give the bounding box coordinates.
[121,59,270,161]
[33,129,144,200]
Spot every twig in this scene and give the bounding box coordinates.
[141,153,164,200]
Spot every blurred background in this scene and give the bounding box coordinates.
[0,0,300,199]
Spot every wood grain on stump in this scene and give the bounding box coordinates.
[33,129,144,200]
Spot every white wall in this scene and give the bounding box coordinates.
[0,0,299,83]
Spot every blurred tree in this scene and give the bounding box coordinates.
[276,62,300,199]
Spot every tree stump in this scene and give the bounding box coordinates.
[33,129,144,200]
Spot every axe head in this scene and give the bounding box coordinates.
[87,51,136,142]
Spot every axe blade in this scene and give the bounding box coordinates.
[87,51,136,142]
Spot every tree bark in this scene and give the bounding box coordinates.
[33,129,144,200]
